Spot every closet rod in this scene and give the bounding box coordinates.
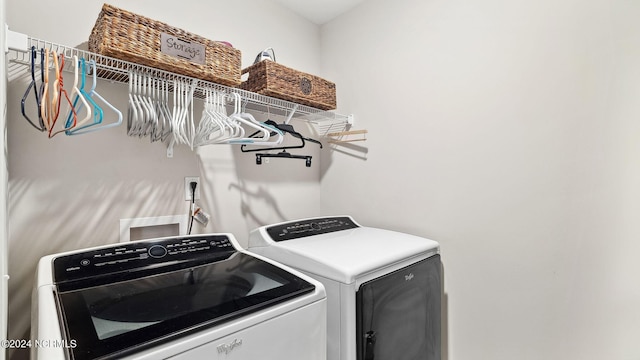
[5,29,343,121]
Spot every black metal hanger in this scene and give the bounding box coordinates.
[240,120,322,167]
[240,120,322,152]
[21,47,46,131]
[256,150,313,167]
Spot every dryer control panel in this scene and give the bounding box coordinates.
[53,235,235,284]
[266,216,359,242]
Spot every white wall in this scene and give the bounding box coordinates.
[321,0,640,359]
[4,1,323,358]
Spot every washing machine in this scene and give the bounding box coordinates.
[31,233,326,360]
[248,216,441,360]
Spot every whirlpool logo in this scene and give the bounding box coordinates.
[217,338,243,355]
[405,273,414,281]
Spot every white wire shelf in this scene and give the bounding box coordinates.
[301,112,354,137]
[5,30,352,128]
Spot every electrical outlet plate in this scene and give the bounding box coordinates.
[184,176,200,201]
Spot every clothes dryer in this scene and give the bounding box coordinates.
[248,216,441,360]
[31,233,326,360]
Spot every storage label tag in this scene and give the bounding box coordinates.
[160,33,206,65]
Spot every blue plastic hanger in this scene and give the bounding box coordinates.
[65,57,102,134]
[67,59,122,135]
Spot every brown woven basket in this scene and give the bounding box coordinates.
[240,61,337,110]
[89,3,241,86]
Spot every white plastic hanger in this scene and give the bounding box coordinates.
[195,90,223,146]
[139,72,155,138]
[170,78,198,148]
[129,71,148,137]
[172,79,188,145]
[158,79,173,141]
[194,89,224,145]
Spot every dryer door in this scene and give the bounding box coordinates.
[356,255,441,360]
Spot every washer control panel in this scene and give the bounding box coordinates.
[266,216,359,242]
[53,235,234,283]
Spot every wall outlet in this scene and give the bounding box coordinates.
[184,177,200,201]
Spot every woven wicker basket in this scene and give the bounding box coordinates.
[240,61,337,110]
[89,3,241,86]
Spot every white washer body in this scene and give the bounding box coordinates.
[248,216,440,360]
[31,234,326,360]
